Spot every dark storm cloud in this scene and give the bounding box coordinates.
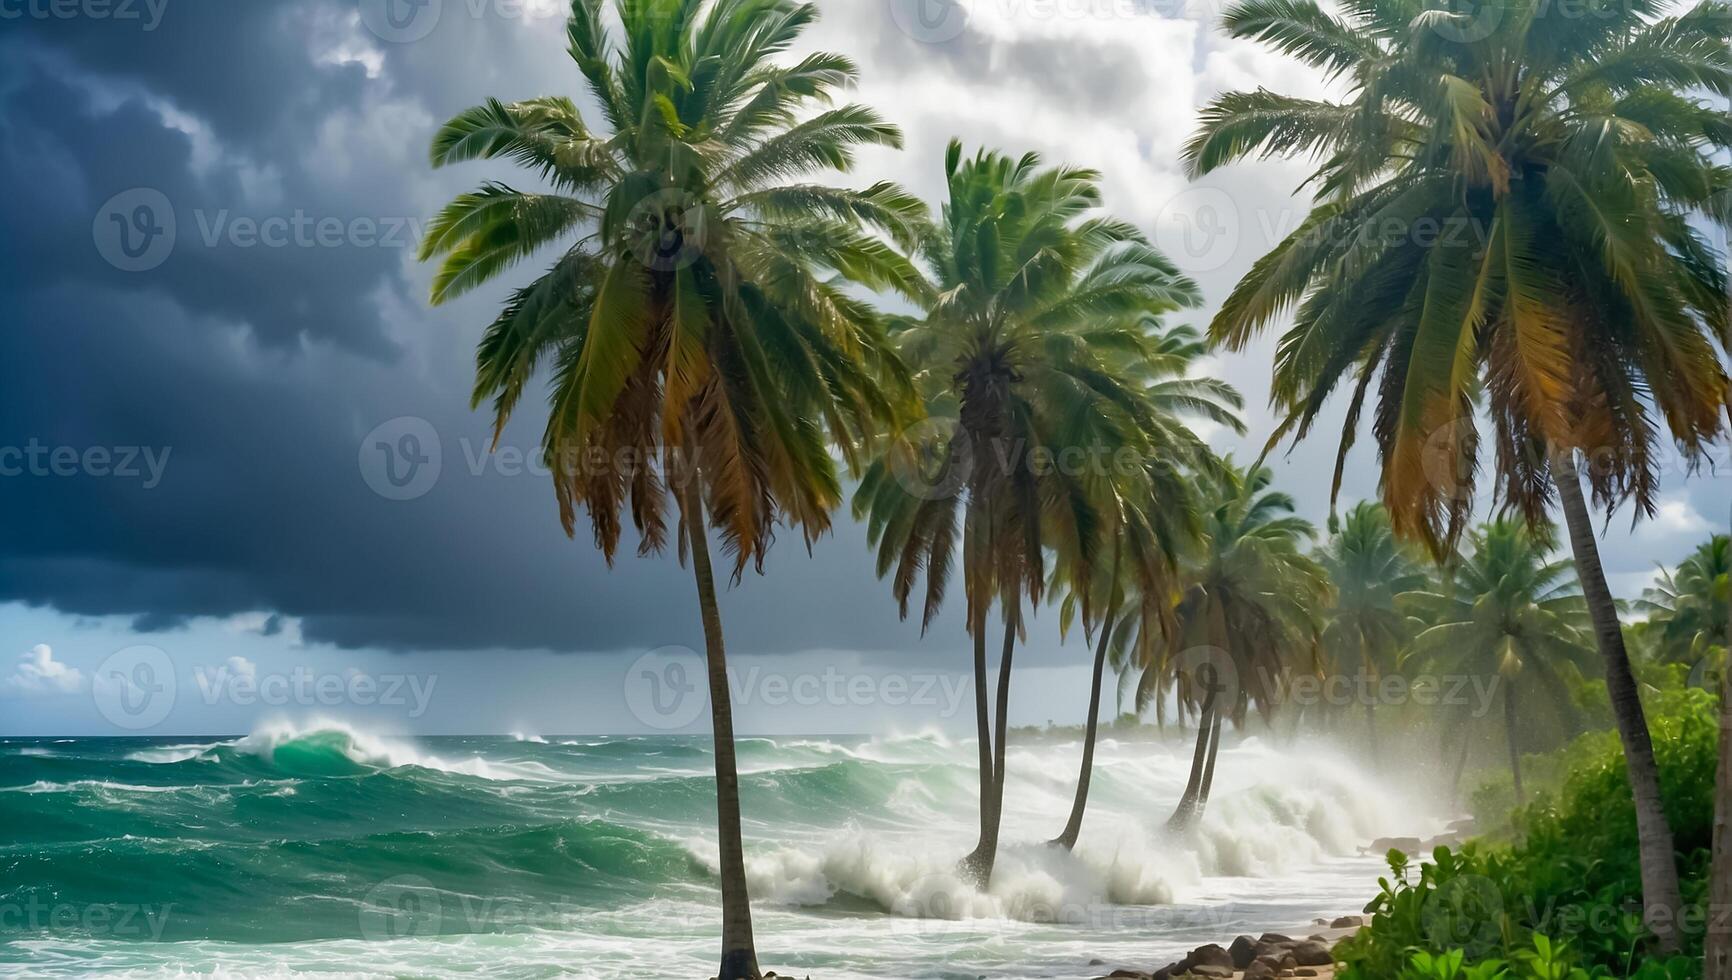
[0,3,988,662]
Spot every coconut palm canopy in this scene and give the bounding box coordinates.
[1319,501,1428,687]
[855,142,1213,633]
[1636,534,1731,665]
[1400,519,1597,786]
[420,0,931,574]
[1138,460,1330,727]
[1188,0,1732,552]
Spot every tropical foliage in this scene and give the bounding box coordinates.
[1636,535,1731,668]
[1187,0,1732,948]
[1338,687,1721,979]
[1318,502,1427,750]
[1400,519,1594,802]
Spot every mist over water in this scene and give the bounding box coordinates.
[0,721,1445,978]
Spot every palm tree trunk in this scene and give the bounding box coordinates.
[1168,692,1215,831]
[961,599,993,885]
[1555,452,1684,954]
[1504,681,1524,807]
[963,605,1016,884]
[682,477,760,980]
[1053,608,1118,850]
[1197,706,1223,809]
[1449,731,1472,813]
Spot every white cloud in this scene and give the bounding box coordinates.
[1650,495,1710,536]
[224,656,258,683]
[1,645,86,698]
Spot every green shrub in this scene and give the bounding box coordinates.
[1337,689,1719,979]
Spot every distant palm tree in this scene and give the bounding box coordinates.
[1318,502,1427,762]
[1187,0,1730,947]
[1143,461,1328,831]
[1401,520,1594,804]
[854,142,1202,882]
[1635,535,1730,667]
[1047,325,1239,851]
[419,2,923,975]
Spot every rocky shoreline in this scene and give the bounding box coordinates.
[1089,915,1366,980]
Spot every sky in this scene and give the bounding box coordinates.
[0,0,1727,737]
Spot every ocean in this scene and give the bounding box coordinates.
[0,722,1439,978]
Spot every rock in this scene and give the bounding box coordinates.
[1188,944,1234,970]
[1229,935,1259,969]
[1098,972,1150,980]
[1369,836,1423,854]
[1187,966,1233,979]
[1257,933,1295,946]
[1331,914,1364,929]
[1248,950,1298,974]
[1291,939,1335,966]
[1243,962,1277,980]
[1088,959,1106,966]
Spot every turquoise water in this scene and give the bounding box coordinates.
[0,723,1433,978]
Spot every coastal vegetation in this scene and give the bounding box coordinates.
[420,0,1731,976]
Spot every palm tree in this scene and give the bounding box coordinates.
[1318,502,1427,762]
[1135,461,1328,831]
[1656,535,1732,976]
[1635,535,1730,667]
[854,142,1202,883]
[1047,326,1240,850]
[418,3,924,975]
[1186,0,1731,947]
[1401,519,1594,804]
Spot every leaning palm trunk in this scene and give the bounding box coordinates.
[1196,709,1222,809]
[1166,718,1209,830]
[964,614,1017,883]
[1167,680,1218,831]
[1053,608,1119,850]
[683,477,760,980]
[1556,454,1684,953]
